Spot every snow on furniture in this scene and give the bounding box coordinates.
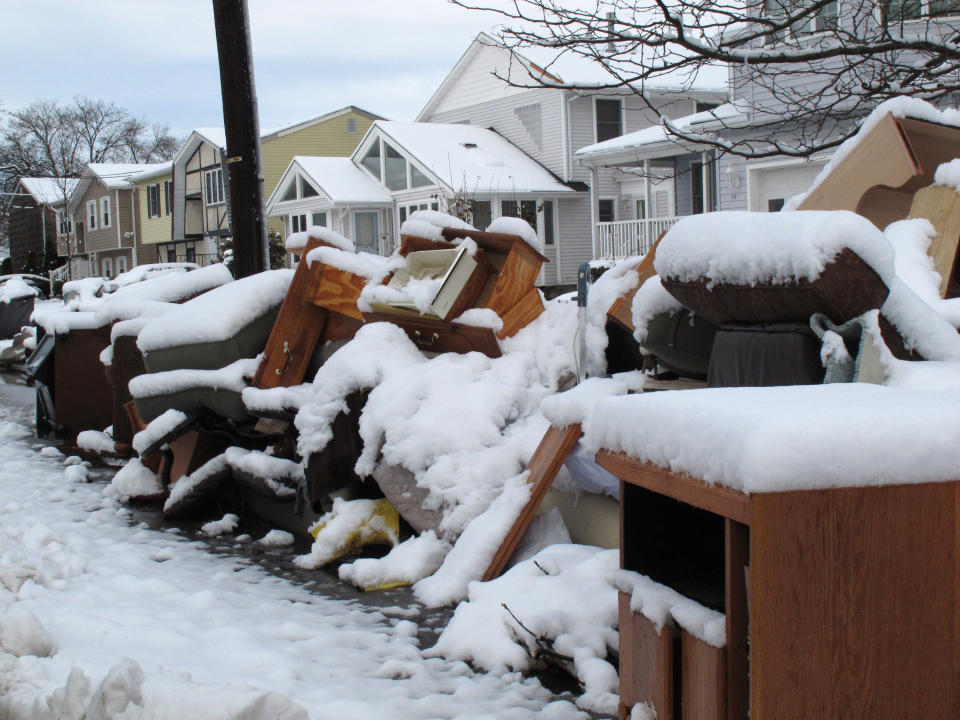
[589,384,960,719]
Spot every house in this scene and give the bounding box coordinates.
[168,107,382,264]
[68,163,168,279]
[265,121,578,274]
[129,163,179,265]
[415,32,727,281]
[6,178,78,273]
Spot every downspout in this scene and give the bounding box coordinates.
[131,187,139,267]
[116,189,122,248]
[644,159,653,252]
[701,151,710,213]
[560,91,569,182]
[565,92,578,182]
[589,165,599,259]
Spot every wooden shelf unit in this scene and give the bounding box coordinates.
[597,450,960,720]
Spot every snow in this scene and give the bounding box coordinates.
[431,544,622,714]
[201,514,240,537]
[540,373,646,431]
[618,571,725,648]
[85,163,169,189]
[880,280,960,360]
[278,157,393,208]
[582,256,648,375]
[654,210,896,288]
[107,263,232,303]
[137,270,292,354]
[486,216,539,249]
[18,177,79,205]
[632,275,685,342]
[105,458,163,501]
[285,226,356,254]
[452,307,504,332]
[1,277,38,304]
[32,310,101,336]
[76,430,116,455]
[0,401,589,719]
[132,409,188,456]
[1,606,56,658]
[305,245,386,281]
[787,97,960,210]
[883,218,960,328]
[339,531,451,591]
[107,262,196,289]
[128,357,260,398]
[258,530,295,547]
[399,210,477,244]
[934,158,960,193]
[295,498,399,570]
[583,384,960,494]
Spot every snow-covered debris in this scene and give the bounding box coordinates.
[285,226,356,253]
[76,430,116,455]
[632,275,685,342]
[105,458,163,501]
[884,218,960,328]
[137,270,292,354]
[452,307,504,332]
[655,210,896,288]
[201,513,240,537]
[540,373,646,431]
[486,216,538,249]
[934,157,960,193]
[295,498,398,570]
[583,384,960,494]
[880,279,960,360]
[581,255,648,375]
[105,262,198,289]
[132,409,188,456]
[129,357,260,398]
[617,570,725,648]
[258,529,295,547]
[430,544,621,715]
[339,531,450,591]
[0,277,38,304]
[0,606,56,657]
[305,246,388,281]
[399,210,476,243]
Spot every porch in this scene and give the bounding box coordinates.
[594,217,680,261]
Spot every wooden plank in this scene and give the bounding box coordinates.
[619,592,675,720]
[398,235,457,256]
[362,311,501,358]
[253,237,329,389]
[724,519,749,720]
[439,247,494,322]
[595,451,751,525]
[305,264,368,320]
[749,482,960,719]
[440,226,549,262]
[482,423,582,581]
[908,184,960,297]
[681,631,726,720]
[496,286,544,339]
[486,242,545,316]
[607,236,662,333]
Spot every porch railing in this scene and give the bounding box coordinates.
[595,217,681,261]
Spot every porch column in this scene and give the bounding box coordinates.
[644,160,652,219]
[589,166,599,259]
[701,151,710,213]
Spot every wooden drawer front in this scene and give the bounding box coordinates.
[362,312,501,358]
[681,631,726,720]
[619,591,675,720]
[306,263,367,321]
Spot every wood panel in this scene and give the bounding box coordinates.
[681,631,726,720]
[607,237,662,333]
[908,184,960,297]
[724,519,749,720]
[482,423,582,581]
[305,263,368,321]
[496,287,544,339]
[595,452,751,525]
[750,483,960,720]
[362,311,501,358]
[253,237,329,389]
[619,592,675,720]
[486,242,545,316]
[54,326,114,439]
[440,227,549,262]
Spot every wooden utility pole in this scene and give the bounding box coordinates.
[212,0,268,278]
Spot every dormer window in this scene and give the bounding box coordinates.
[279,175,319,202]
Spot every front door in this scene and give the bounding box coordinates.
[353,211,379,254]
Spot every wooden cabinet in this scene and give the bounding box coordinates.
[598,451,960,720]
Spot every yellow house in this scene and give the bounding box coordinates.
[167,106,382,264]
[129,163,179,265]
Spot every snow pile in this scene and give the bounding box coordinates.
[258,530,295,547]
[339,531,450,590]
[632,275,685,342]
[137,270,292,353]
[399,210,476,243]
[655,210,896,288]
[106,262,197,289]
[76,430,115,455]
[0,606,56,657]
[129,357,260,398]
[880,280,960,360]
[540,372,646,431]
[201,513,239,537]
[584,384,960,493]
[32,310,101,336]
[108,263,232,304]
[452,307,504,332]
[486,216,539,249]
[431,544,621,714]
[787,97,960,210]
[104,458,163,501]
[132,409,188,456]
[934,158,960,193]
[61,277,106,309]
[285,226,355,253]
[0,277,38,304]
[305,246,388,281]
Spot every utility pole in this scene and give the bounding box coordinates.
[212,0,268,278]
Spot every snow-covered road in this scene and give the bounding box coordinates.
[0,377,590,720]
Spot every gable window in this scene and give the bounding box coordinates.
[147,184,161,219]
[361,137,433,192]
[410,165,432,188]
[290,214,308,233]
[347,117,358,133]
[595,98,623,143]
[87,200,97,231]
[204,168,225,206]
[385,144,407,191]
[301,178,319,198]
[361,142,381,178]
[164,181,173,215]
[280,180,297,202]
[101,196,111,228]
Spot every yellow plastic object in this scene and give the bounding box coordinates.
[307,498,399,567]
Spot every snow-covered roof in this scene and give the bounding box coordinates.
[368,120,577,195]
[576,100,751,165]
[128,162,173,183]
[18,177,79,205]
[267,157,393,209]
[87,163,168,189]
[192,127,227,150]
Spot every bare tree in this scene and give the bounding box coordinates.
[455,0,960,158]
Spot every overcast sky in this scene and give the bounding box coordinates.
[0,0,504,138]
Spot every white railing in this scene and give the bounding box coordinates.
[595,217,681,261]
[49,264,71,285]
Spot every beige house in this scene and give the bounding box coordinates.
[68,163,167,279]
[168,106,382,263]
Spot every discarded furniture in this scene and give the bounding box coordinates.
[797,112,960,231]
[597,451,960,720]
[0,295,35,340]
[46,325,114,439]
[364,227,548,357]
[907,184,960,298]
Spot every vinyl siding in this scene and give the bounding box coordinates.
[428,42,540,117]
[557,196,592,283]
[74,185,117,253]
[718,154,749,211]
[137,174,174,246]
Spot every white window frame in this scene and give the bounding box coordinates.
[100,196,111,229]
[290,214,308,234]
[762,0,839,43]
[204,168,225,206]
[593,96,624,144]
[87,200,97,231]
[117,256,128,275]
[356,134,434,193]
[147,183,161,219]
[102,257,113,278]
[164,180,173,216]
[58,210,72,236]
[874,0,960,22]
[310,211,327,227]
[598,197,617,223]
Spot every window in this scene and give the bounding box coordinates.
[103,258,113,278]
[185,246,196,263]
[880,0,960,20]
[290,214,307,233]
[164,181,173,215]
[767,198,786,212]
[117,256,128,275]
[764,0,838,39]
[101,196,111,228]
[471,201,491,231]
[542,200,554,245]
[87,200,97,231]
[301,178,318,198]
[595,98,622,143]
[204,168,224,205]
[280,180,297,202]
[166,248,176,263]
[347,117,358,133]
[58,210,72,235]
[692,162,706,214]
[636,198,647,220]
[502,200,538,230]
[147,184,161,219]
[361,141,381,178]
[311,211,327,227]
[410,165,432,188]
[385,144,407,191]
[695,102,720,114]
[598,199,615,223]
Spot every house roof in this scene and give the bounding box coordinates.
[129,162,174,183]
[18,177,79,205]
[263,106,385,140]
[86,163,168,189]
[418,32,728,121]
[369,120,578,195]
[267,157,393,208]
[574,100,752,165]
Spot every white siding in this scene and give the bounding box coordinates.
[557,196,592,283]
[430,43,531,117]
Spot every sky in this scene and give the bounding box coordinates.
[0,0,507,138]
